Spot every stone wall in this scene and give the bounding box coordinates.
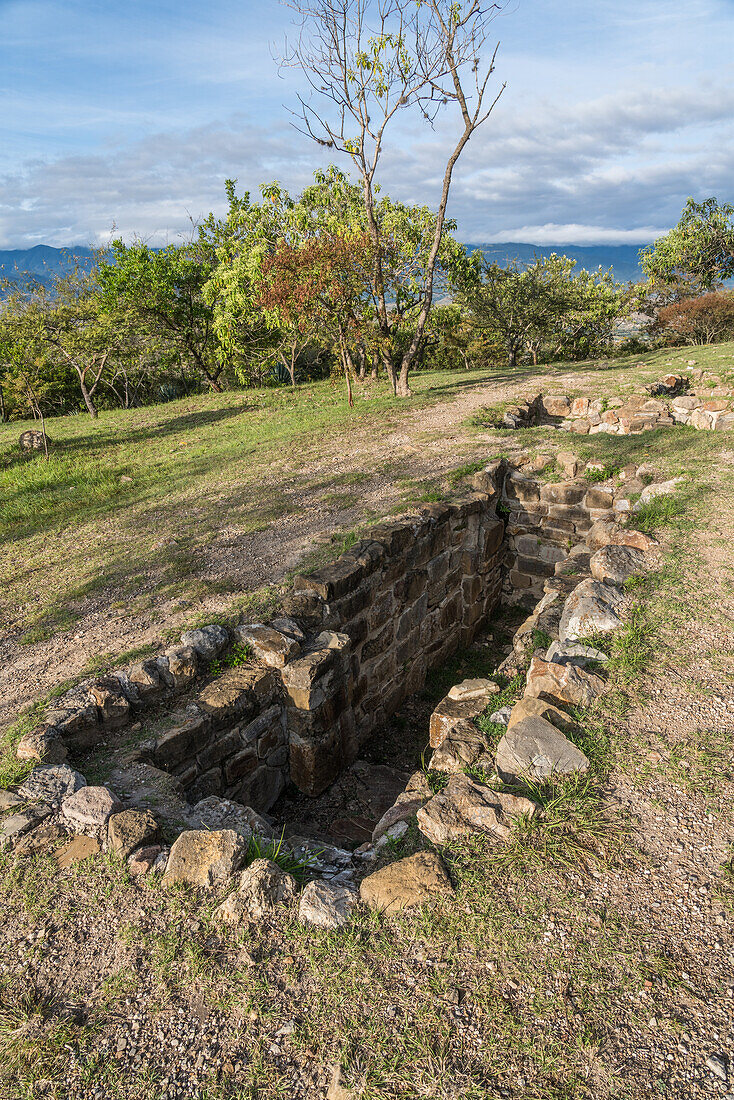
[279,497,505,796]
[470,459,616,606]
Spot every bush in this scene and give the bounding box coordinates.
[654,291,734,346]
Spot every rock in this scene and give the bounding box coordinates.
[214,859,298,923]
[417,774,537,845]
[495,716,589,783]
[543,396,571,417]
[234,623,301,668]
[371,797,424,843]
[107,763,189,827]
[197,666,277,728]
[19,429,51,451]
[160,646,199,690]
[0,790,23,811]
[525,656,606,708]
[180,625,230,662]
[546,642,609,667]
[16,725,67,764]
[705,1054,729,1082]
[186,796,274,839]
[128,660,164,701]
[0,805,52,850]
[559,578,624,644]
[632,477,685,511]
[586,519,658,553]
[507,697,581,736]
[18,764,85,809]
[557,452,581,478]
[590,544,645,586]
[163,829,247,889]
[43,697,100,750]
[13,822,68,856]
[107,809,159,859]
[298,879,360,930]
[447,678,498,703]
[360,851,453,913]
[429,689,496,749]
[88,677,131,728]
[488,705,512,726]
[55,835,101,868]
[61,786,120,833]
[127,845,163,875]
[430,719,491,773]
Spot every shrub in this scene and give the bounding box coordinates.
[654,291,734,346]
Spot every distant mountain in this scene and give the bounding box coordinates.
[0,240,647,293]
[466,242,646,283]
[0,244,96,291]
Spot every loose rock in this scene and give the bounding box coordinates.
[298,879,359,930]
[214,859,298,923]
[163,829,247,889]
[359,851,453,913]
[417,774,537,845]
[495,715,589,783]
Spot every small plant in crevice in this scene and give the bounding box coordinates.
[584,463,618,484]
[447,460,486,488]
[208,642,255,677]
[244,830,314,883]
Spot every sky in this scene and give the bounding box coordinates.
[1,0,733,249]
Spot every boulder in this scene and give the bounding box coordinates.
[359,851,453,913]
[429,687,497,749]
[163,829,247,889]
[590,545,645,586]
[107,809,159,859]
[180,625,230,662]
[298,879,360,930]
[525,656,606,708]
[495,715,589,783]
[417,774,537,845]
[88,677,131,728]
[18,764,85,809]
[159,647,199,690]
[61,786,120,833]
[214,859,298,924]
[556,452,581,478]
[19,429,51,451]
[371,796,426,844]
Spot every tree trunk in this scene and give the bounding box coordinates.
[507,342,518,369]
[396,362,412,397]
[79,376,99,418]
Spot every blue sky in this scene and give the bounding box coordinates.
[1,0,733,248]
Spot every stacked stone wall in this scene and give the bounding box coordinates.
[281,497,505,795]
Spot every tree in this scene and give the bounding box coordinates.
[282,0,508,396]
[98,241,226,392]
[640,197,734,298]
[458,254,631,368]
[0,261,115,418]
[202,168,468,389]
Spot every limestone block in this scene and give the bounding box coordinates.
[18,764,86,809]
[360,852,453,913]
[163,829,247,889]
[495,715,589,783]
[417,774,537,845]
[525,656,606,708]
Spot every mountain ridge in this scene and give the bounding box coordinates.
[0,241,646,288]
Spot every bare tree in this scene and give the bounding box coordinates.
[282,0,508,395]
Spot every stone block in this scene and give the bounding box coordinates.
[234,623,301,668]
[154,715,210,769]
[88,677,131,729]
[236,764,286,812]
[196,727,243,772]
[198,666,277,727]
[289,724,343,797]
